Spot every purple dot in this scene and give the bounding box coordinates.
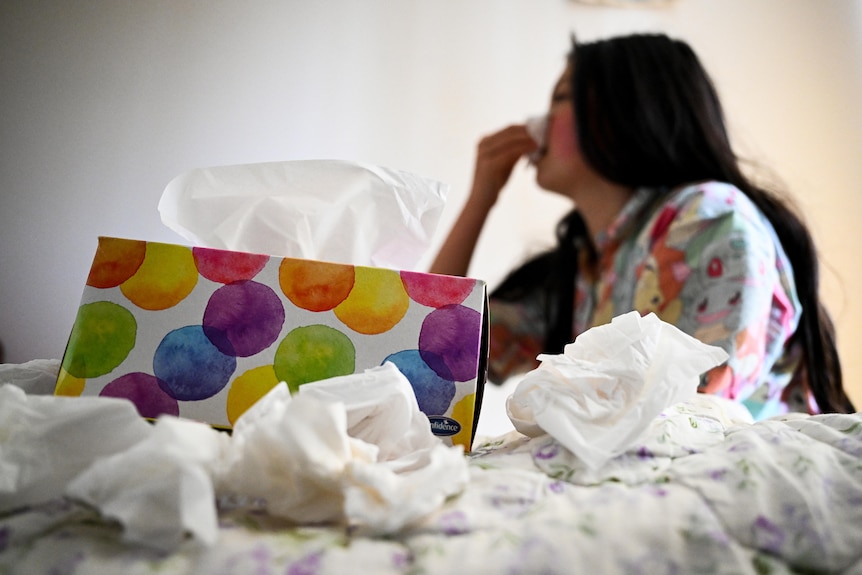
[203,280,285,357]
[154,325,236,400]
[418,305,482,382]
[384,350,455,416]
[100,372,180,418]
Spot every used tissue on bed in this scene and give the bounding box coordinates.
[158,159,447,270]
[4,363,469,550]
[506,311,728,470]
[220,363,469,533]
[0,384,152,513]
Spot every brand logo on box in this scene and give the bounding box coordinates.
[428,416,461,436]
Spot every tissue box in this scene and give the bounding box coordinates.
[55,237,488,450]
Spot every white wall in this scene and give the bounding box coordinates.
[2,0,861,416]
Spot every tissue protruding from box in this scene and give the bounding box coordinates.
[158,159,448,270]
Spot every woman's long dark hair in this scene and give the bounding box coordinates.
[493,33,854,413]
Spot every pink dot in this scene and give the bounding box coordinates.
[194,247,269,284]
[401,271,475,308]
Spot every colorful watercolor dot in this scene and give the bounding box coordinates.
[120,242,198,311]
[193,247,269,284]
[62,301,137,379]
[400,272,476,308]
[449,393,476,450]
[274,325,355,393]
[153,325,236,401]
[279,258,355,312]
[226,365,281,425]
[100,372,180,419]
[334,267,409,335]
[86,237,147,289]
[202,280,285,357]
[419,305,482,382]
[54,367,85,396]
[383,350,455,416]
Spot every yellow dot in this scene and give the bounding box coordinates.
[333,267,409,335]
[450,393,476,452]
[226,365,281,425]
[120,242,198,311]
[55,367,86,396]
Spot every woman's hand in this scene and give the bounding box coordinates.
[469,124,538,209]
[429,124,537,277]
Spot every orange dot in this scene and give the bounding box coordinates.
[87,237,147,288]
[334,267,409,335]
[120,242,198,310]
[278,258,355,312]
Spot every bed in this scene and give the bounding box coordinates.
[2,321,862,575]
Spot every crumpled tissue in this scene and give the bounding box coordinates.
[65,416,229,549]
[158,159,448,270]
[0,363,468,550]
[0,384,152,513]
[506,311,729,470]
[0,358,61,395]
[524,114,548,164]
[297,364,442,465]
[219,362,468,534]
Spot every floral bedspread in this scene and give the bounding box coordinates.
[2,396,861,575]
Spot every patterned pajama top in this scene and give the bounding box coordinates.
[488,181,812,419]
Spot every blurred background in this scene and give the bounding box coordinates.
[2,1,860,422]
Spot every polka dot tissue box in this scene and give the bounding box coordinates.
[55,237,489,450]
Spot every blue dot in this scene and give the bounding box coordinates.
[384,349,455,416]
[154,325,236,401]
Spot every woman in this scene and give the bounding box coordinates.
[430,33,855,418]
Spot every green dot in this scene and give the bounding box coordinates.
[274,325,355,393]
[62,301,137,378]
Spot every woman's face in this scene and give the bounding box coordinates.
[534,65,598,199]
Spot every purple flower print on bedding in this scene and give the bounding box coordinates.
[752,515,785,555]
[548,480,565,494]
[534,441,560,460]
[439,510,469,536]
[287,550,323,575]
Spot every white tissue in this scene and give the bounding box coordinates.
[221,364,468,533]
[1,361,467,548]
[506,312,729,470]
[65,417,228,549]
[0,359,61,395]
[343,440,469,534]
[302,363,469,533]
[219,387,373,524]
[298,362,441,467]
[158,159,448,270]
[524,115,548,164]
[0,384,152,513]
